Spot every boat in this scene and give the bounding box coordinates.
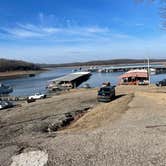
[87,66,98,72]
[0,83,13,95]
[119,69,149,85]
[82,83,91,88]
[150,68,156,75]
[29,73,35,77]
[72,69,77,72]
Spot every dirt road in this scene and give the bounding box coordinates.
[1,86,166,165]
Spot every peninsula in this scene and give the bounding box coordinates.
[0,59,41,80]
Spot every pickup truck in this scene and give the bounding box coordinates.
[156,79,166,87]
[97,85,116,102]
[28,93,46,100]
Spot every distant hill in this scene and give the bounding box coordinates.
[0,59,41,72]
[1,58,166,71]
[40,59,166,68]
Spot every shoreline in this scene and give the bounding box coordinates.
[0,68,48,81]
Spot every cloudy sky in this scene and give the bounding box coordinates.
[0,0,166,63]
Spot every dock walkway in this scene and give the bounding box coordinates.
[89,64,166,73]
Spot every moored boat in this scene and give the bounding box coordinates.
[0,83,13,95]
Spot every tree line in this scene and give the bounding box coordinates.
[0,59,40,72]
[40,59,166,68]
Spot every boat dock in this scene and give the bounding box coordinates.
[88,64,166,74]
[49,72,91,89]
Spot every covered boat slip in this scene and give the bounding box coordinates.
[50,72,91,88]
[119,69,149,85]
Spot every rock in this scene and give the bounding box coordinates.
[11,150,48,166]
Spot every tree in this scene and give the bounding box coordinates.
[135,0,166,29]
[159,1,166,29]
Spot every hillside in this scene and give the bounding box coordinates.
[40,58,166,67]
[0,59,40,72]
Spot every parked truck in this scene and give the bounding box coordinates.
[97,82,116,102]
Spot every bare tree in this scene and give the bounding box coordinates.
[160,1,166,29]
[135,0,166,29]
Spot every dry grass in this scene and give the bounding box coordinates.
[66,94,134,132]
[136,91,166,105]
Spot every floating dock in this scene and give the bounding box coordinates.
[49,72,91,89]
[88,64,166,74]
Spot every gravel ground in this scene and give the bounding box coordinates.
[45,90,166,166]
[1,85,166,165]
[0,89,98,166]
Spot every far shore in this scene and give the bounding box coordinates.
[47,61,166,69]
[0,68,48,80]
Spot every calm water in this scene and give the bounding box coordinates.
[2,68,166,96]
[2,68,71,96]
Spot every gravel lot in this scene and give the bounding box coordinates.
[1,85,166,165]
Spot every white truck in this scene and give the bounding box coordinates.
[28,93,46,100]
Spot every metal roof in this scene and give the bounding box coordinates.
[120,70,148,78]
[51,72,91,82]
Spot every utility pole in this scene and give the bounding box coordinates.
[147,57,150,85]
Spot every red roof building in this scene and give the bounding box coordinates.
[119,70,149,85]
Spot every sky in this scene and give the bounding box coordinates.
[0,0,166,63]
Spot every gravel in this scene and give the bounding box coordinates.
[1,86,166,165]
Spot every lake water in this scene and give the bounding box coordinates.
[2,68,166,97]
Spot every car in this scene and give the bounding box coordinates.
[28,93,46,100]
[97,85,116,102]
[156,79,166,87]
[0,100,14,110]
